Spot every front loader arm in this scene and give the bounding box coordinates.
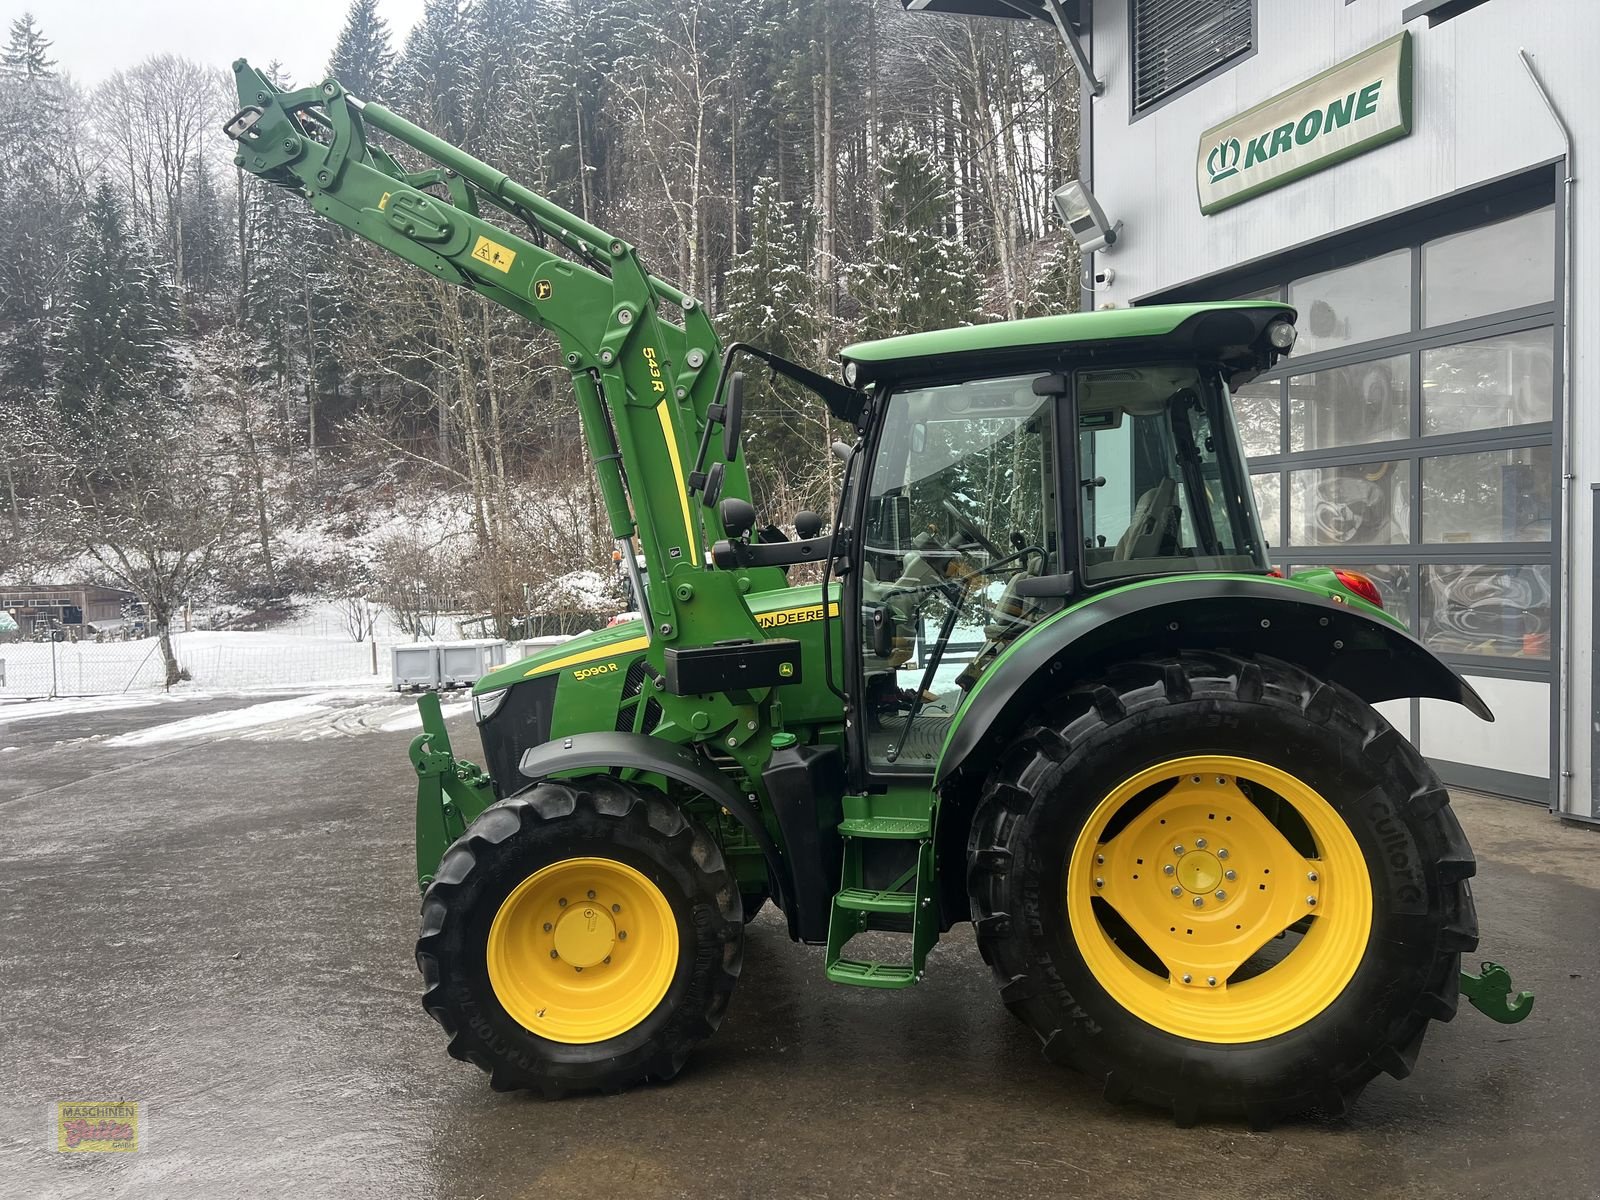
[224,61,767,643]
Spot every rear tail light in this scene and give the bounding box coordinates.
[1333,569,1383,609]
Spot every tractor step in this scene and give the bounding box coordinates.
[838,815,931,839]
[834,886,919,915]
[825,958,919,988]
[826,799,938,988]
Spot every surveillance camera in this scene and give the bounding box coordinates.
[1093,267,1116,287]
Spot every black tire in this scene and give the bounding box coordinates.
[968,651,1477,1127]
[416,777,742,1096]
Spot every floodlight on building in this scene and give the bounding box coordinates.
[1053,178,1120,253]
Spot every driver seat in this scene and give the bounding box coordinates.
[1115,477,1179,560]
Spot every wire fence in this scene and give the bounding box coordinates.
[0,635,385,699]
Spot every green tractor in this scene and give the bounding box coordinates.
[226,59,1532,1125]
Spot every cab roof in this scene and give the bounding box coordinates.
[839,302,1297,388]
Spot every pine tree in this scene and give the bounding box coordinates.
[2,12,55,79]
[723,176,821,365]
[329,0,395,98]
[847,140,984,341]
[54,183,179,429]
[1018,235,1083,318]
[722,177,831,509]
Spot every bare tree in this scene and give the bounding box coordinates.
[94,55,228,298]
[21,395,248,687]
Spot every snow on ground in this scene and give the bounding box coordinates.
[98,690,471,746]
[0,690,213,727]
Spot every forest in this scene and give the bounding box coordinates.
[0,0,1081,679]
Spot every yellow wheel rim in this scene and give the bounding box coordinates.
[1066,755,1372,1043]
[487,857,679,1044]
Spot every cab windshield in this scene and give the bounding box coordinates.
[1077,365,1268,584]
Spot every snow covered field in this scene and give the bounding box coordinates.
[0,602,488,699]
[0,629,384,698]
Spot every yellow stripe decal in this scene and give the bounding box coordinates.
[524,635,650,678]
[656,400,697,557]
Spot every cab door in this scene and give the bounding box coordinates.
[846,373,1066,781]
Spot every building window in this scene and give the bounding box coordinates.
[1132,0,1253,114]
[1422,208,1554,326]
[1288,355,1410,451]
[1286,249,1411,355]
[1209,192,1556,682]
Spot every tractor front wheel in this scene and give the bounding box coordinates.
[969,652,1478,1126]
[416,777,741,1096]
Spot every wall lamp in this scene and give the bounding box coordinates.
[1053,178,1121,253]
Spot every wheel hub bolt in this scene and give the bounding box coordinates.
[1182,973,1193,984]
[559,898,567,908]
[587,890,596,899]
[543,922,553,932]
[1171,885,1183,896]
[1217,849,1230,860]
[1224,869,1236,881]
[1192,897,1205,908]
[1173,844,1185,855]
[574,966,583,972]
[549,950,558,959]
[1195,837,1207,849]
[1207,976,1218,987]
[1094,877,1104,888]
[1307,896,1318,907]
[1163,864,1175,875]
[1096,854,1105,865]
[1307,871,1319,882]
[1214,890,1227,900]
[612,904,621,913]
[618,931,628,940]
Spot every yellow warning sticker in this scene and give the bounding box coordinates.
[471,235,517,273]
[378,191,391,210]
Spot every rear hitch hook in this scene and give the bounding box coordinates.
[1459,960,1535,1024]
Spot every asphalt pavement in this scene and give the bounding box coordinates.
[1,694,1596,1199]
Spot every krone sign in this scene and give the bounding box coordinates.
[1197,32,1412,215]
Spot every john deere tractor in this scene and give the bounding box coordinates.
[226,58,1532,1126]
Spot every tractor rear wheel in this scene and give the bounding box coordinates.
[968,652,1477,1126]
[416,777,741,1096]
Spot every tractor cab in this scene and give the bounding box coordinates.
[830,302,1294,777]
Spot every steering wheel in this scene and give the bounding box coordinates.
[942,498,1004,559]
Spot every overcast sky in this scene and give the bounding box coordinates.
[2,0,429,87]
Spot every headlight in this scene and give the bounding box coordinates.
[473,687,508,723]
[1266,319,1297,350]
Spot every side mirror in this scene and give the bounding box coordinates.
[719,496,756,539]
[831,440,852,462]
[793,510,823,539]
[723,372,744,462]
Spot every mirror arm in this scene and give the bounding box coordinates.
[712,534,835,570]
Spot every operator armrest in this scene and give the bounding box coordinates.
[712,534,834,570]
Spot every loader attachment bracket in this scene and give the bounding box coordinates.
[411,690,496,892]
[1459,960,1535,1024]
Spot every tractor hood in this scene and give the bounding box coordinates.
[839,302,1297,390]
[475,621,648,694]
